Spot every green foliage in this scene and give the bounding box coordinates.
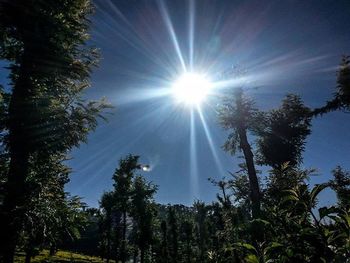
[264,164,312,205]
[130,175,158,262]
[217,88,259,155]
[314,55,350,115]
[98,155,158,263]
[15,249,109,263]
[217,88,261,219]
[329,166,350,208]
[256,94,312,168]
[1,2,349,262]
[0,0,110,154]
[0,0,110,261]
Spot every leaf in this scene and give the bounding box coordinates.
[235,242,258,254]
[267,242,284,249]
[281,161,290,171]
[286,248,293,257]
[328,232,347,244]
[251,218,271,226]
[281,194,299,204]
[318,206,338,220]
[283,189,299,197]
[264,242,284,258]
[245,254,259,263]
[339,214,350,229]
[310,183,329,206]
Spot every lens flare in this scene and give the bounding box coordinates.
[172,73,212,105]
[142,165,151,172]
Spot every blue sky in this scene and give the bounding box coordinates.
[1,0,350,207]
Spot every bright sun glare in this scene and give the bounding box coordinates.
[172,72,212,105]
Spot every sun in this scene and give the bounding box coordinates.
[172,72,212,105]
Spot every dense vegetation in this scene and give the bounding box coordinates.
[0,1,349,263]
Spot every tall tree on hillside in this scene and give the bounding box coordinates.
[314,55,350,115]
[130,175,158,263]
[256,94,312,168]
[0,85,9,205]
[218,88,261,219]
[160,220,169,263]
[181,219,194,263]
[0,1,108,261]
[193,201,209,262]
[99,191,115,263]
[112,155,141,263]
[22,153,70,262]
[19,154,87,262]
[167,207,179,263]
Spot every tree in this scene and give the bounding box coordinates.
[256,94,312,168]
[160,220,169,263]
[23,190,87,263]
[0,85,9,210]
[193,201,209,262]
[314,55,350,115]
[329,166,350,208]
[99,191,115,263]
[218,88,261,219]
[0,1,108,261]
[264,163,312,206]
[112,155,141,263]
[12,152,87,263]
[130,175,157,263]
[167,207,179,263]
[22,153,68,260]
[181,219,194,263]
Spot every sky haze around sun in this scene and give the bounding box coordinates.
[55,0,350,207]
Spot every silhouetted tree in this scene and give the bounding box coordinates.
[329,166,350,208]
[264,163,312,206]
[0,1,108,261]
[181,220,194,263]
[167,207,179,263]
[99,191,115,263]
[160,220,169,263]
[112,155,140,263]
[218,88,261,219]
[256,94,312,168]
[314,55,350,115]
[130,175,157,263]
[193,201,209,262]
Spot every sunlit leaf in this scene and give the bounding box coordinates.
[245,254,259,263]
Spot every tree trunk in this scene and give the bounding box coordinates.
[121,210,127,263]
[186,239,191,263]
[24,250,32,263]
[140,249,145,263]
[161,222,168,263]
[238,128,261,219]
[133,249,137,263]
[49,244,57,256]
[0,149,29,263]
[0,48,32,263]
[106,224,111,263]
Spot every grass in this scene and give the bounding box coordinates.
[15,250,113,263]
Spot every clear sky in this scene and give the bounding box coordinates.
[2,0,349,208]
